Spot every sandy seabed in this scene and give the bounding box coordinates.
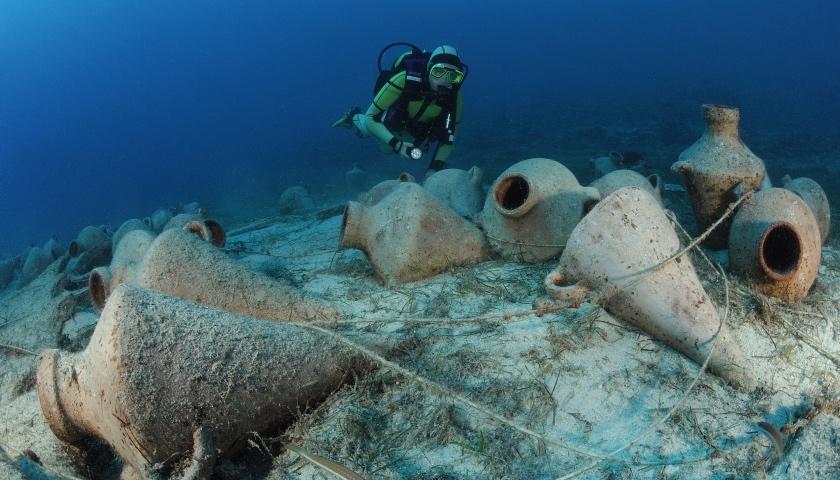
[1,185,838,480]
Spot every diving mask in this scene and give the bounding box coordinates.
[429,63,465,84]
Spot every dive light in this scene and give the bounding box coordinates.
[409,147,423,160]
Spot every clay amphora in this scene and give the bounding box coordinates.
[163,213,226,247]
[89,229,157,311]
[545,187,758,391]
[781,175,830,244]
[68,225,110,257]
[66,242,112,277]
[589,169,662,204]
[278,185,315,213]
[20,246,54,286]
[112,218,153,253]
[423,166,484,219]
[37,284,360,479]
[589,151,625,176]
[42,237,65,259]
[478,158,601,262]
[149,207,175,232]
[89,227,339,320]
[357,172,415,206]
[340,182,487,285]
[671,104,768,249]
[728,188,821,302]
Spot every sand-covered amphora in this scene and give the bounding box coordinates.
[37,284,361,480]
[544,187,759,391]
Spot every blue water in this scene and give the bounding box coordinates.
[1,0,838,255]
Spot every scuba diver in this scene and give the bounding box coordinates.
[332,43,466,175]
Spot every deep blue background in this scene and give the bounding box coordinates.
[1,0,838,254]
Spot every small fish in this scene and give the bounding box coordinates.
[664,183,687,192]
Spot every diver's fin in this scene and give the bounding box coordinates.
[331,106,361,128]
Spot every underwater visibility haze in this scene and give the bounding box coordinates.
[1,0,839,254]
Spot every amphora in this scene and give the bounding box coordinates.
[729,188,821,302]
[671,105,767,249]
[38,284,360,480]
[340,182,487,285]
[545,187,759,391]
[478,158,600,262]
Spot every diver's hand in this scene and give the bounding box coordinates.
[396,141,417,160]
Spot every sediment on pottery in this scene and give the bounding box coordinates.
[589,169,662,204]
[112,218,153,253]
[671,104,768,249]
[728,188,821,302]
[357,172,416,206]
[37,284,361,479]
[478,158,601,262]
[91,227,339,320]
[340,182,487,285]
[781,175,831,244]
[544,186,761,392]
[423,166,485,219]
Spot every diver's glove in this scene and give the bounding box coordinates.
[390,139,417,160]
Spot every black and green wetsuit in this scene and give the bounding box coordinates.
[353,55,463,170]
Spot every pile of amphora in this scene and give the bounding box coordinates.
[30,104,831,478]
[670,104,829,302]
[31,202,361,479]
[339,103,829,396]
